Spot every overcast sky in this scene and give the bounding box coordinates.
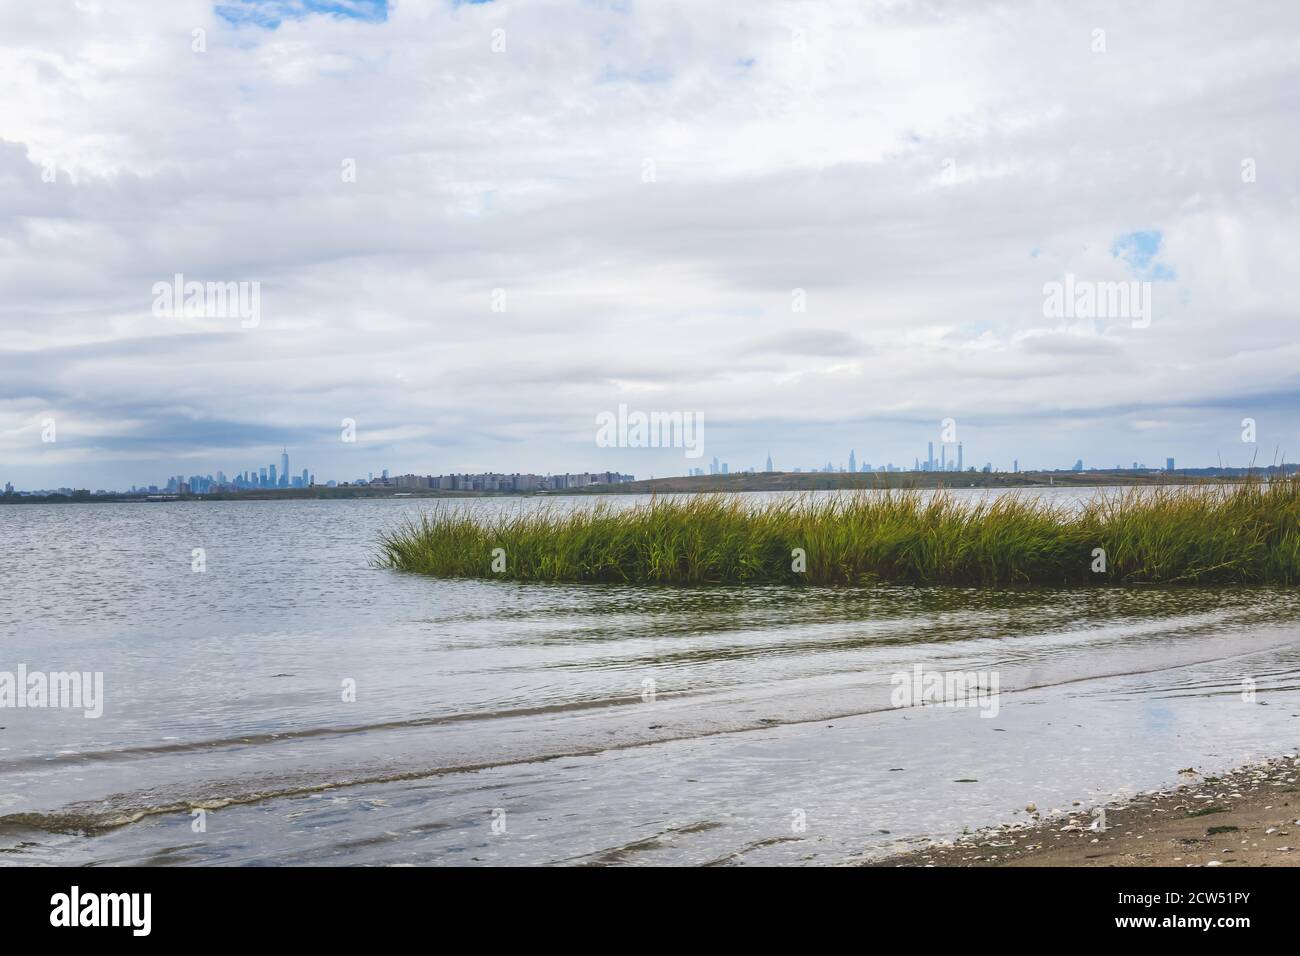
[3,0,1298,488]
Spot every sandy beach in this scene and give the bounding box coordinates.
[871,754,1300,867]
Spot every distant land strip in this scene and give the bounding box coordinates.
[2,468,1290,504]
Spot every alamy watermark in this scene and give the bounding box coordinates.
[50,886,150,936]
[1043,273,1150,328]
[152,273,260,328]
[0,666,103,718]
[595,403,704,459]
[890,664,1000,718]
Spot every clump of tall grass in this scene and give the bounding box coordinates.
[376,479,1300,586]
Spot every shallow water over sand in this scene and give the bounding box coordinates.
[2,491,1298,865]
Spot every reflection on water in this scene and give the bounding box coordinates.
[1,492,1298,865]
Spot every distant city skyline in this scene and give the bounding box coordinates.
[9,434,1285,496]
[6,414,1291,491]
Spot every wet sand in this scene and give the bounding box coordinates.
[871,754,1300,867]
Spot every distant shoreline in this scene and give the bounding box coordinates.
[1,469,1285,504]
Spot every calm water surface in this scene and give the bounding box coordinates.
[2,490,1299,865]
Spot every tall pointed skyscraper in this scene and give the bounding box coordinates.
[848,449,856,473]
[281,448,290,487]
[765,452,773,473]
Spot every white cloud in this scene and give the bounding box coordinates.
[1,0,1299,486]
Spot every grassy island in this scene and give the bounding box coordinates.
[377,480,1300,586]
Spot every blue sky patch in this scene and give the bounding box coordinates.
[216,1,388,29]
[1111,230,1176,280]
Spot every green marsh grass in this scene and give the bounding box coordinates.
[376,479,1300,586]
